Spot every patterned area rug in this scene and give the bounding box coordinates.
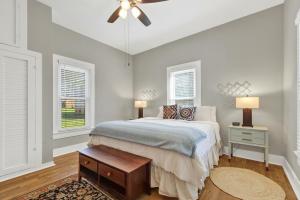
[15,175,115,200]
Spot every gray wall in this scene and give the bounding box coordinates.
[28,0,133,163]
[27,0,293,170]
[283,0,300,179]
[133,6,284,155]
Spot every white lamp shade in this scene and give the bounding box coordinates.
[236,97,259,109]
[135,101,147,108]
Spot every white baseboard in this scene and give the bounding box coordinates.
[1,143,88,182]
[223,146,285,165]
[0,161,55,182]
[282,159,300,198]
[223,146,300,199]
[53,142,88,157]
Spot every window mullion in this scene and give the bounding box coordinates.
[60,96,86,100]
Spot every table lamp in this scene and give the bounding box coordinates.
[236,96,259,127]
[134,101,147,118]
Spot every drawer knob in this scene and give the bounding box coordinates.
[242,138,252,142]
[84,161,89,165]
[107,172,111,177]
[242,132,252,135]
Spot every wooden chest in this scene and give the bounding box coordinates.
[79,145,152,200]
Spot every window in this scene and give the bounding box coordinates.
[53,55,95,139]
[296,10,300,164]
[167,61,201,106]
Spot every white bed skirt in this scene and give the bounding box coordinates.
[150,144,220,200]
[88,136,220,200]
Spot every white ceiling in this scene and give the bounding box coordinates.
[37,0,284,55]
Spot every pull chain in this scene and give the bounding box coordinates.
[124,18,130,67]
[127,19,130,67]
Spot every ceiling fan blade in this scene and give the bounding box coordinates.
[136,7,151,27]
[107,7,121,23]
[140,0,168,3]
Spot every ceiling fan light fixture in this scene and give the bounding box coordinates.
[131,7,141,18]
[119,8,128,19]
[108,0,166,26]
[121,0,131,10]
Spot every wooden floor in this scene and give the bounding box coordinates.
[0,152,297,200]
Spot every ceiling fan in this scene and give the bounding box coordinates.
[107,0,168,27]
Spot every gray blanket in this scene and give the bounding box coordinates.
[90,120,207,157]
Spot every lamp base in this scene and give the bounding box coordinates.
[242,108,253,127]
[138,108,144,119]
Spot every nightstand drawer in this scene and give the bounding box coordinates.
[231,129,265,140]
[230,134,265,145]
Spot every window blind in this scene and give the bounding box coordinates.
[59,66,87,129]
[174,70,195,100]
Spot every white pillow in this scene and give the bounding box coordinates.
[157,106,163,118]
[194,106,217,122]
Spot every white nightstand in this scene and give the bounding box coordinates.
[228,125,269,170]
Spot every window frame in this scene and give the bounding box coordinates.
[167,61,201,106]
[53,54,95,140]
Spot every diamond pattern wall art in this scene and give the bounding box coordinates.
[217,81,252,97]
[140,89,158,100]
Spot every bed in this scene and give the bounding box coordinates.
[88,117,221,200]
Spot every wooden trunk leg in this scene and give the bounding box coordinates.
[78,159,81,182]
[145,163,151,195]
[126,175,133,200]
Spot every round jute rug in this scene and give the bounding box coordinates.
[210,167,286,200]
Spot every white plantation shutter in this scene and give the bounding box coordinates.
[174,70,195,100]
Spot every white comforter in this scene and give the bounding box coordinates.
[88,118,221,199]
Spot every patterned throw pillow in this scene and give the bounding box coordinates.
[178,106,196,121]
[163,105,178,119]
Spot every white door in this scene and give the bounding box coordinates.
[0,50,37,176]
[0,0,27,48]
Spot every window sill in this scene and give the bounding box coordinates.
[53,129,91,140]
[294,150,300,166]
